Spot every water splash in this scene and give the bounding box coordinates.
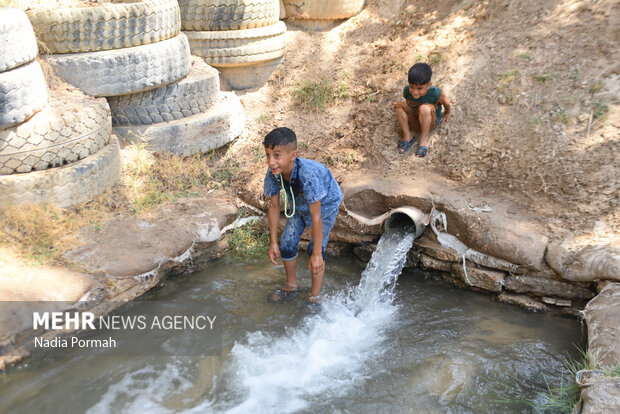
[207,225,417,413]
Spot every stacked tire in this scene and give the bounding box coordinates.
[0,8,121,208]
[180,0,287,90]
[25,0,244,156]
[282,0,365,30]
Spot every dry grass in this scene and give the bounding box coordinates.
[0,143,240,265]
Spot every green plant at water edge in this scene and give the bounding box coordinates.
[497,347,592,413]
[229,219,270,261]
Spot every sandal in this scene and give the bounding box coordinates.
[266,287,298,303]
[397,138,416,154]
[304,296,322,314]
[415,146,428,158]
[304,300,322,314]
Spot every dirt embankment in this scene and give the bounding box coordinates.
[225,0,618,240]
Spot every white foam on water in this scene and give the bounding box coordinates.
[86,227,416,413]
[203,227,417,413]
[87,360,196,414]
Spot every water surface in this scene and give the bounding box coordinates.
[0,242,584,413]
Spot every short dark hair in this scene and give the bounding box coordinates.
[263,127,297,149]
[408,63,432,85]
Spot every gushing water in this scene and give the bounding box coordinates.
[202,225,418,413]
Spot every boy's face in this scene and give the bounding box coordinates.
[264,144,297,177]
[408,81,432,99]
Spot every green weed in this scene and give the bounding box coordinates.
[228,218,270,261]
[589,83,603,93]
[292,74,350,111]
[554,111,569,124]
[593,103,609,120]
[256,113,270,123]
[498,69,519,92]
[514,52,531,60]
[500,69,519,80]
[297,141,309,152]
[429,53,443,65]
[211,159,240,187]
[533,73,553,83]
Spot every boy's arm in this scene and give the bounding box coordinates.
[438,90,451,124]
[267,194,281,265]
[308,200,324,276]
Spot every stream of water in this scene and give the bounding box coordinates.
[0,226,584,413]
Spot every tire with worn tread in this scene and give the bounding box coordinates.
[186,21,286,66]
[0,60,49,130]
[0,8,39,72]
[43,33,191,97]
[0,136,121,208]
[108,57,220,126]
[283,0,364,20]
[179,0,279,31]
[114,92,245,155]
[219,57,282,90]
[26,0,181,54]
[0,81,111,175]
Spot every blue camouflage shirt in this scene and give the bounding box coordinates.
[264,157,343,223]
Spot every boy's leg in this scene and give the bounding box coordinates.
[394,101,414,142]
[306,217,337,299]
[279,214,306,290]
[413,103,437,148]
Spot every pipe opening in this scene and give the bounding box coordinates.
[384,208,426,239]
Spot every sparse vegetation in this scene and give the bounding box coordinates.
[593,103,609,121]
[429,53,443,65]
[499,349,620,413]
[292,73,350,111]
[500,69,519,80]
[0,143,241,264]
[498,69,519,92]
[554,111,569,124]
[228,218,270,261]
[0,203,99,265]
[533,73,554,83]
[514,52,531,60]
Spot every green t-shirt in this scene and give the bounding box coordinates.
[403,85,443,125]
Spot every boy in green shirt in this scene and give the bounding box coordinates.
[394,63,452,157]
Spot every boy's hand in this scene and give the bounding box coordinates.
[268,242,280,265]
[440,112,451,125]
[308,253,325,276]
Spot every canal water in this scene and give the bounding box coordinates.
[0,227,584,413]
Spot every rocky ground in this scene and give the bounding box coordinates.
[223,0,618,241]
